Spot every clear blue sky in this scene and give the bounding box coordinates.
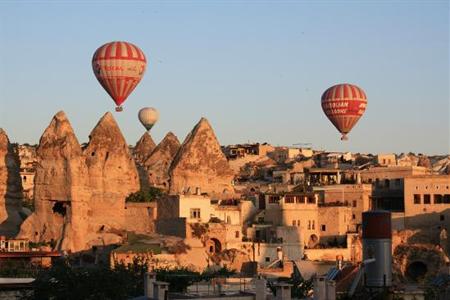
[0,1,448,154]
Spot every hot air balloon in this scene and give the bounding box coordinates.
[92,41,147,112]
[138,107,159,131]
[321,83,367,140]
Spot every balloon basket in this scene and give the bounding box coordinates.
[115,106,123,112]
[341,134,348,141]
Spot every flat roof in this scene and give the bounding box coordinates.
[0,251,62,258]
[308,168,341,173]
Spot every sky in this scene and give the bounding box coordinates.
[0,0,448,155]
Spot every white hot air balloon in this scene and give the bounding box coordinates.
[138,107,159,131]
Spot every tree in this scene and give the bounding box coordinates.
[125,187,165,203]
[25,257,149,300]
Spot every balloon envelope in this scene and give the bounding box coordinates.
[321,83,367,140]
[138,107,159,131]
[92,41,147,110]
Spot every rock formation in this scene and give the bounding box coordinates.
[417,155,431,169]
[144,132,180,189]
[83,112,140,229]
[0,129,24,236]
[133,132,156,189]
[18,112,90,250]
[133,132,156,164]
[169,118,234,198]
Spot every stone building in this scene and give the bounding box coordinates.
[17,144,37,202]
[360,166,431,211]
[314,184,372,230]
[306,168,342,186]
[222,143,274,160]
[317,206,352,245]
[156,194,256,239]
[403,175,450,229]
[376,153,397,166]
[261,192,319,247]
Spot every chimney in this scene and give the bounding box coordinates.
[336,255,344,270]
[356,172,361,184]
[362,211,392,288]
[153,281,169,300]
[313,276,326,300]
[144,272,156,298]
[255,277,267,300]
[275,283,292,300]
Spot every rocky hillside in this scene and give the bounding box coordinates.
[0,129,24,236]
[169,118,235,199]
[144,132,180,189]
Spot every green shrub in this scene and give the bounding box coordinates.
[125,187,165,203]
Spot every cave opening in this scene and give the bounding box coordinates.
[406,261,428,282]
[52,202,68,217]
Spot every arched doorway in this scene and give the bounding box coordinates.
[406,261,428,282]
[206,238,222,254]
[307,234,319,249]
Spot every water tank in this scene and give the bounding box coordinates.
[362,211,392,287]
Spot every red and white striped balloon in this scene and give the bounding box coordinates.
[92,41,147,111]
[321,83,367,140]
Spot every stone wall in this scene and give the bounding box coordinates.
[124,202,156,234]
[156,218,188,238]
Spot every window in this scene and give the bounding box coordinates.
[352,200,357,208]
[285,196,295,203]
[190,208,201,219]
[434,195,443,204]
[307,221,311,230]
[265,257,270,262]
[297,220,300,227]
[440,215,445,221]
[444,195,450,204]
[292,220,296,226]
[414,194,421,204]
[424,194,431,204]
[235,231,240,238]
[268,196,280,204]
[352,214,356,220]
[321,225,326,231]
[312,221,315,230]
[385,179,390,189]
[395,179,401,187]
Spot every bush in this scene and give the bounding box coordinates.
[125,187,165,203]
[155,267,202,293]
[25,257,149,300]
[21,257,237,298]
[0,260,43,278]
